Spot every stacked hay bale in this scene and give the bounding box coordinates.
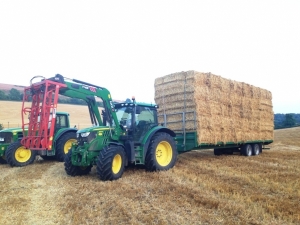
[154,70,274,145]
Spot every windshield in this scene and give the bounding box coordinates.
[115,105,158,128]
[115,106,133,127]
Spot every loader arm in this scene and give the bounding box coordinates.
[21,74,121,150]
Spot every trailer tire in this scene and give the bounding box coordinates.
[64,150,92,176]
[0,156,7,164]
[5,142,36,167]
[241,144,252,156]
[214,149,222,156]
[56,132,77,162]
[252,143,260,156]
[145,132,177,172]
[96,145,126,181]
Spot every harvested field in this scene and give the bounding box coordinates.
[0,126,299,224]
[0,101,102,129]
[0,101,300,224]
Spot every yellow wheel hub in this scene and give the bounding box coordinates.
[156,141,172,166]
[64,139,76,154]
[15,146,32,163]
[112,154,122,174]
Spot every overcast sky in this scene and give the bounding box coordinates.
[0,1,299,113]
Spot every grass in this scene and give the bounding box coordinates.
[0,101,299,224]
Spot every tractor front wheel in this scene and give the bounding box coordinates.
[56,132,77,162]
[64,150,92,176]
[96,145,126,181]
[145,132,177,172]
[5,142,36,167]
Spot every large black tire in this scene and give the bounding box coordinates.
[0,155,7,164]
[241,144,252,156]
[64,150,92,176]
[214,148,223,156]
[5,142,36,167]
[145,132,177,172]
[96,145,126,181]
[251,143,260,156]
[55,132,77,162]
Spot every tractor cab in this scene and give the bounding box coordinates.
[114,100,159,142]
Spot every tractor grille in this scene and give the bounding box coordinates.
[0,132,13,144]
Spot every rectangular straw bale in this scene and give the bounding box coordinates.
[154,70,274,145]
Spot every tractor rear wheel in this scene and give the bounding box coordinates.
[5,142,36,167]
[96,145,126,181]
[145,132,177,172]
[64,150,92,176]
[0,155,7,164]
[56,132,77,162]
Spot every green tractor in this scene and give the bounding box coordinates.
[65,100,178,181]
[21,74,177,181]
[3,112,77,167]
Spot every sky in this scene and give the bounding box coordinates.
[0,1,299,113]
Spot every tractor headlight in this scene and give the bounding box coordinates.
[80,132,90,138]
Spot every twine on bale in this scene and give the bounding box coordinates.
[154,70,274,145]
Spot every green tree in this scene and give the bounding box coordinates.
[0,123,4,130]
[0,90,7,100]
[9,88,21,101]
[283,114,296,127]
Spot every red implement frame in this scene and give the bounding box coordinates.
[21,78,66,150]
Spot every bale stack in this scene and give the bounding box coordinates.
[154,70,274,145]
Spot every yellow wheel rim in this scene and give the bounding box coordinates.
[64,139,76,154]
[156,141,172,166]
[15,146,32,163]
[112,154,122,174]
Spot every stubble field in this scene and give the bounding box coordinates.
[0,101,299,225]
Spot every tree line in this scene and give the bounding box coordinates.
[274,113,300,129]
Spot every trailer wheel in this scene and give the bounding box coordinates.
[145,132,177,172]
[252,144,260,156]
[241,144,252,156]
[56,132,77,162]
[96,145,126,181]
[5,142,36,167]
[0,155,7,164]
[214,148,222,156]
[64,150,92,176]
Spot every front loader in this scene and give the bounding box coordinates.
[6,74,103,167]
[20,74,177,180]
